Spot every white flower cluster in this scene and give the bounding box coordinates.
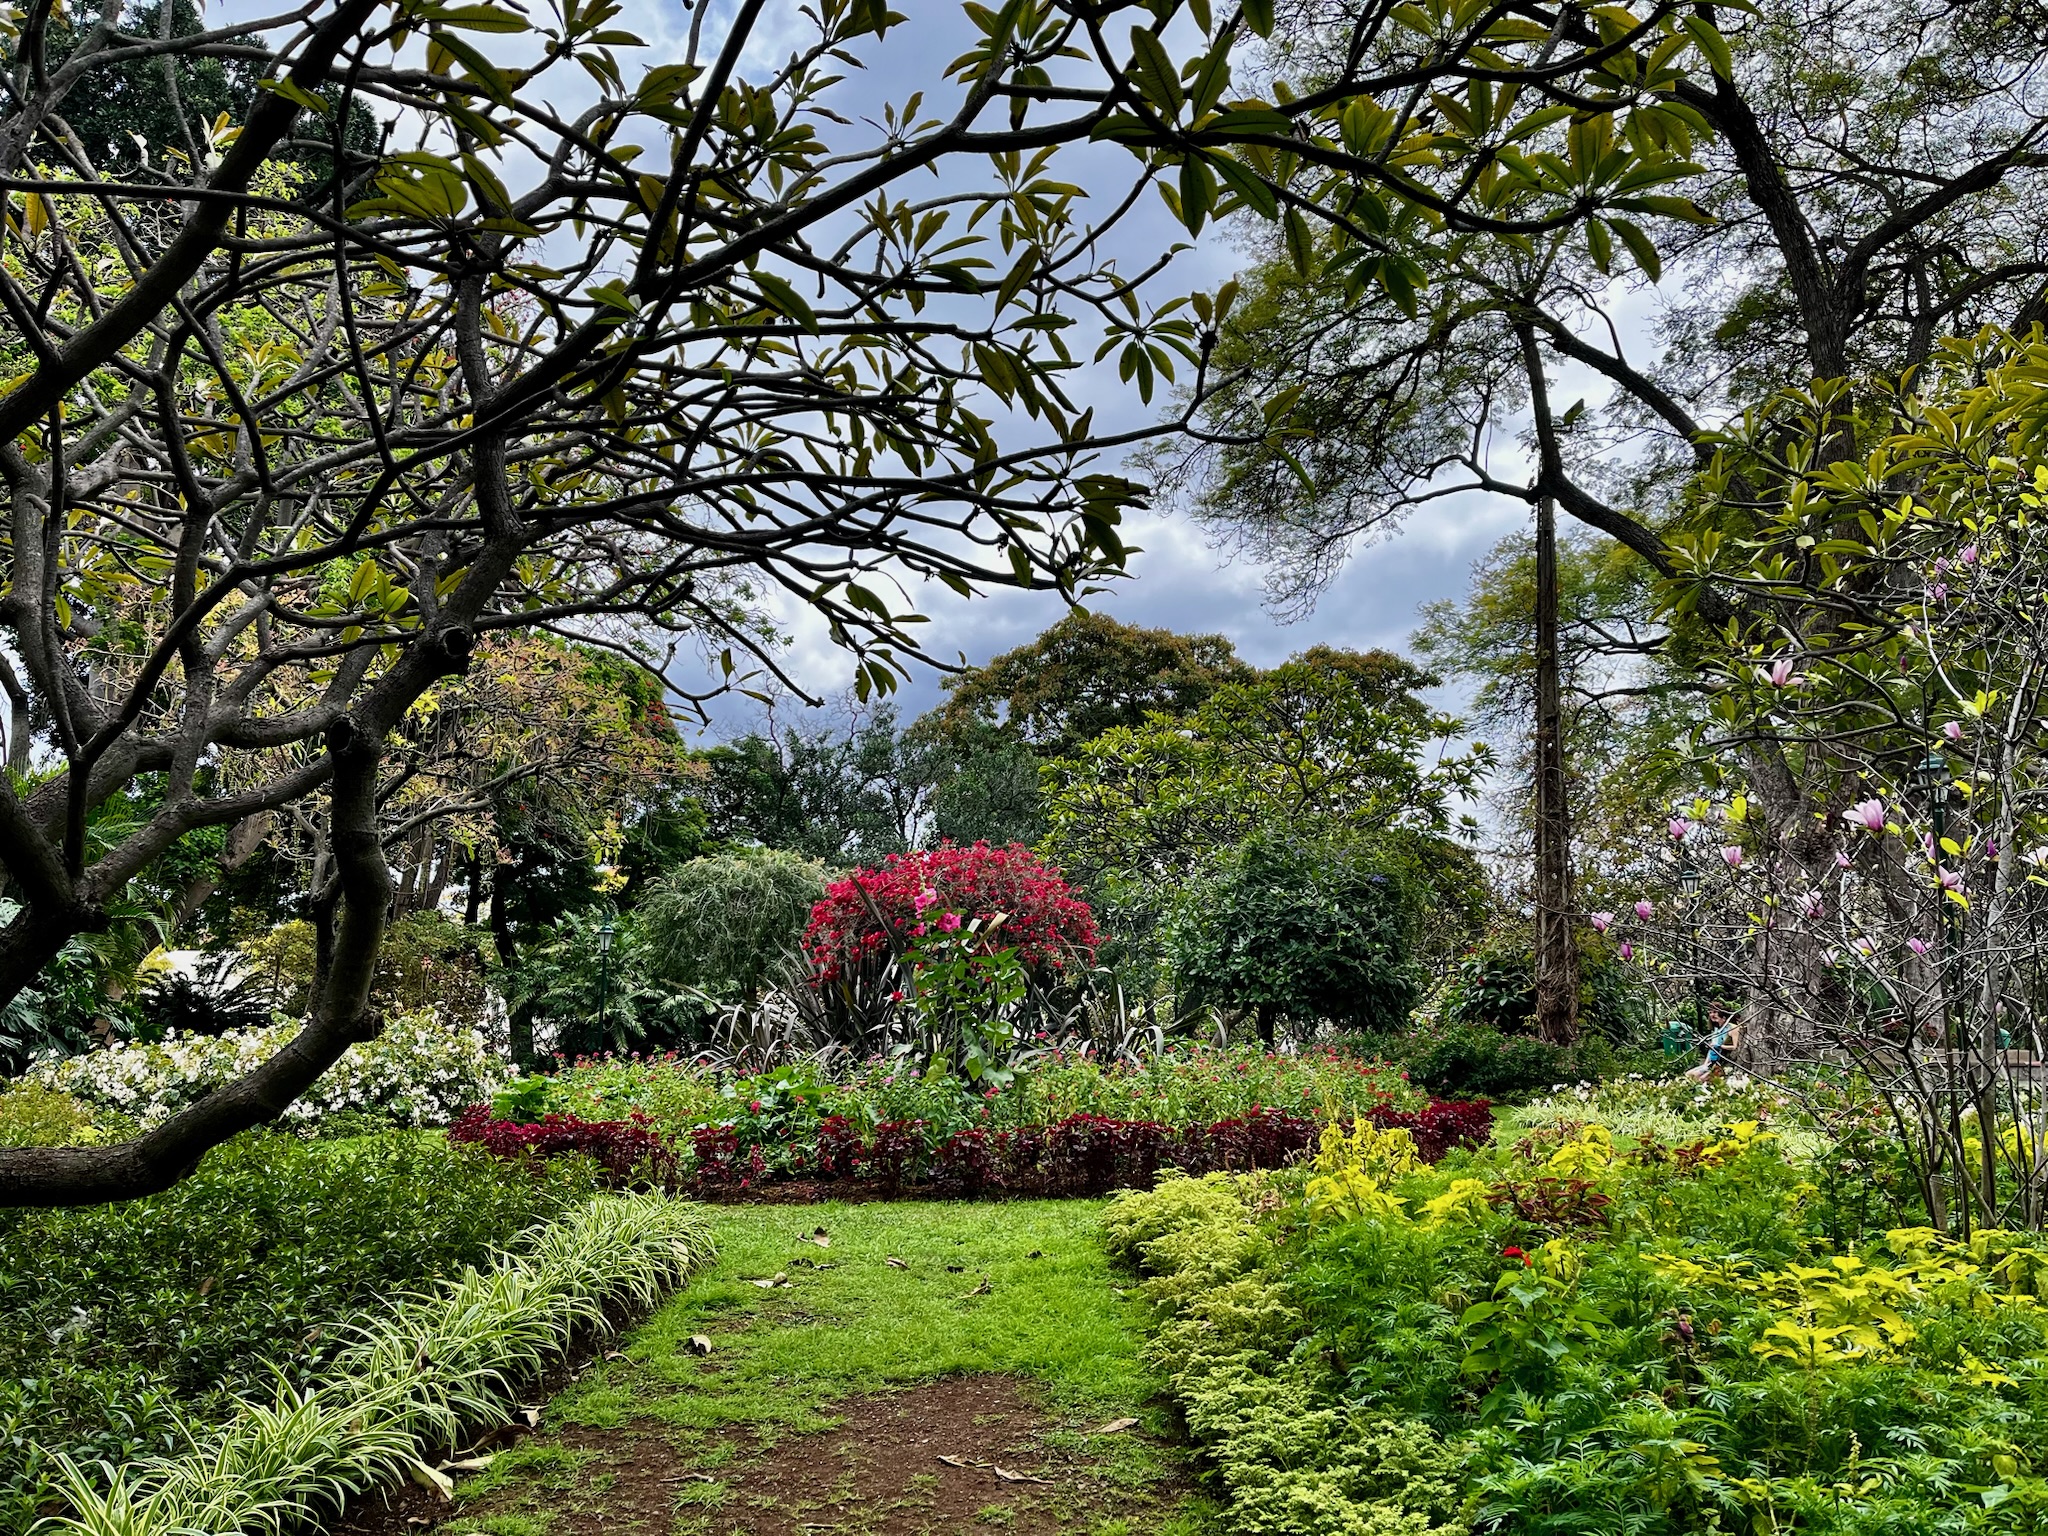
[32,1009,512,1131]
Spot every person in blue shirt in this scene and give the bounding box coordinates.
[1685,1002,1742,1083]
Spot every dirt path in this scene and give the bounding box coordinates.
[335,1200,1214,1536]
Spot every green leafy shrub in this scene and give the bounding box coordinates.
[1338,1023,1669,1101]
[1105,1173,1470,1535]
[0,1129,600,1524]
[1437,933,1654,1044]
[0,1083,103,1147]
[1168,835,1423,1039]
[532,1043,1420,1151]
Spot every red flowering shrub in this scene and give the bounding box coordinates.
[803,842,1098,984]
[448,1105,680,1187]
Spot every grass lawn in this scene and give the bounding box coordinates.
[437,1198,1218,1536]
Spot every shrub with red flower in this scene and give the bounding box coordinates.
[803,842,1097,984]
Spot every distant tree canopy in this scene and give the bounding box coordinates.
[922,611,1254,760]
[1042,646,1486,886]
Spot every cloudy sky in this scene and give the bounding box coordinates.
[613,2,1554,740]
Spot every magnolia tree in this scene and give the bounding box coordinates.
[0,0,1734,1202]
[1593,337,2048,1233]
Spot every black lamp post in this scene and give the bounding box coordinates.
[596,918,616,1042]
[1678,859,1704,1048]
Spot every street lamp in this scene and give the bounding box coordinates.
[596,918,616,1043]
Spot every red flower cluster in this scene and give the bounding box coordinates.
[802,842,1098,983]
[448,1104,680,1186]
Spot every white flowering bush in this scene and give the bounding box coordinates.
[1501,1071,1831,1159]
[34,1009,511,1132]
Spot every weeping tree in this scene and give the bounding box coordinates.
[0,0,1731,1204]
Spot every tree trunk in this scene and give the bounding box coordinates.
[1519,324,1580,1046]
[0,733,391,1206]
[1532,488,1581,1045]
[491,851,535,1068]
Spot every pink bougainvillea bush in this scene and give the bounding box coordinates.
[802,841,1098,985]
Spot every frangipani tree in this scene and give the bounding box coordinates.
[1596,334,2048,1232]
[0,0,1732,1202]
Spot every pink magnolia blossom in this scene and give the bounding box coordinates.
[1928,583,1949,602]
[1590,911,1614,933]
[1619,941,1635,961]
[1939,867,1964,892]
[1668,817,1692,840]
[1907,936,1931,957]
[1836,849,1855,869]
[1722,846,1745,869]
[1844,799,1887,833]
[1989,838,2001,860]
[1961,544,1980,565]
[1854,936,1876,958]
[1800,892,1825,918]
[1762,658,1802,688]
[1943,720,1964,743]
[1634,899,1654,920]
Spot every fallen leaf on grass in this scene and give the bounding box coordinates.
[959,1279,992,1298]
[938,1455,989,1470]
[405,1461,455,1499]
[995,1467,1054,1485]
[802,1227,831,1248]
[517,1407,541,1427]
[885,1256,909,1270]
[749,1273,790,1289]
[1092,1418,1139,1435]
[686,1335,714,1356]
[602,1349,626,1361]
[1027,1250,1042,1259]
[435,1454,496,1474]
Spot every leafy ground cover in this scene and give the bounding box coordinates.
[1105,1077,2048,1535]
[378,1200,1221,1536]
[0,1130,602,1529]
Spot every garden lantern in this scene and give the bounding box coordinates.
[1913,751,1951,809]
[596,919,616,1041]
[1677,862,1702,898]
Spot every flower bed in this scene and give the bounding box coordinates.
[537,1042,1420,1156]
[1104,1083,2048,1536]
[448,1095,1493,1199]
